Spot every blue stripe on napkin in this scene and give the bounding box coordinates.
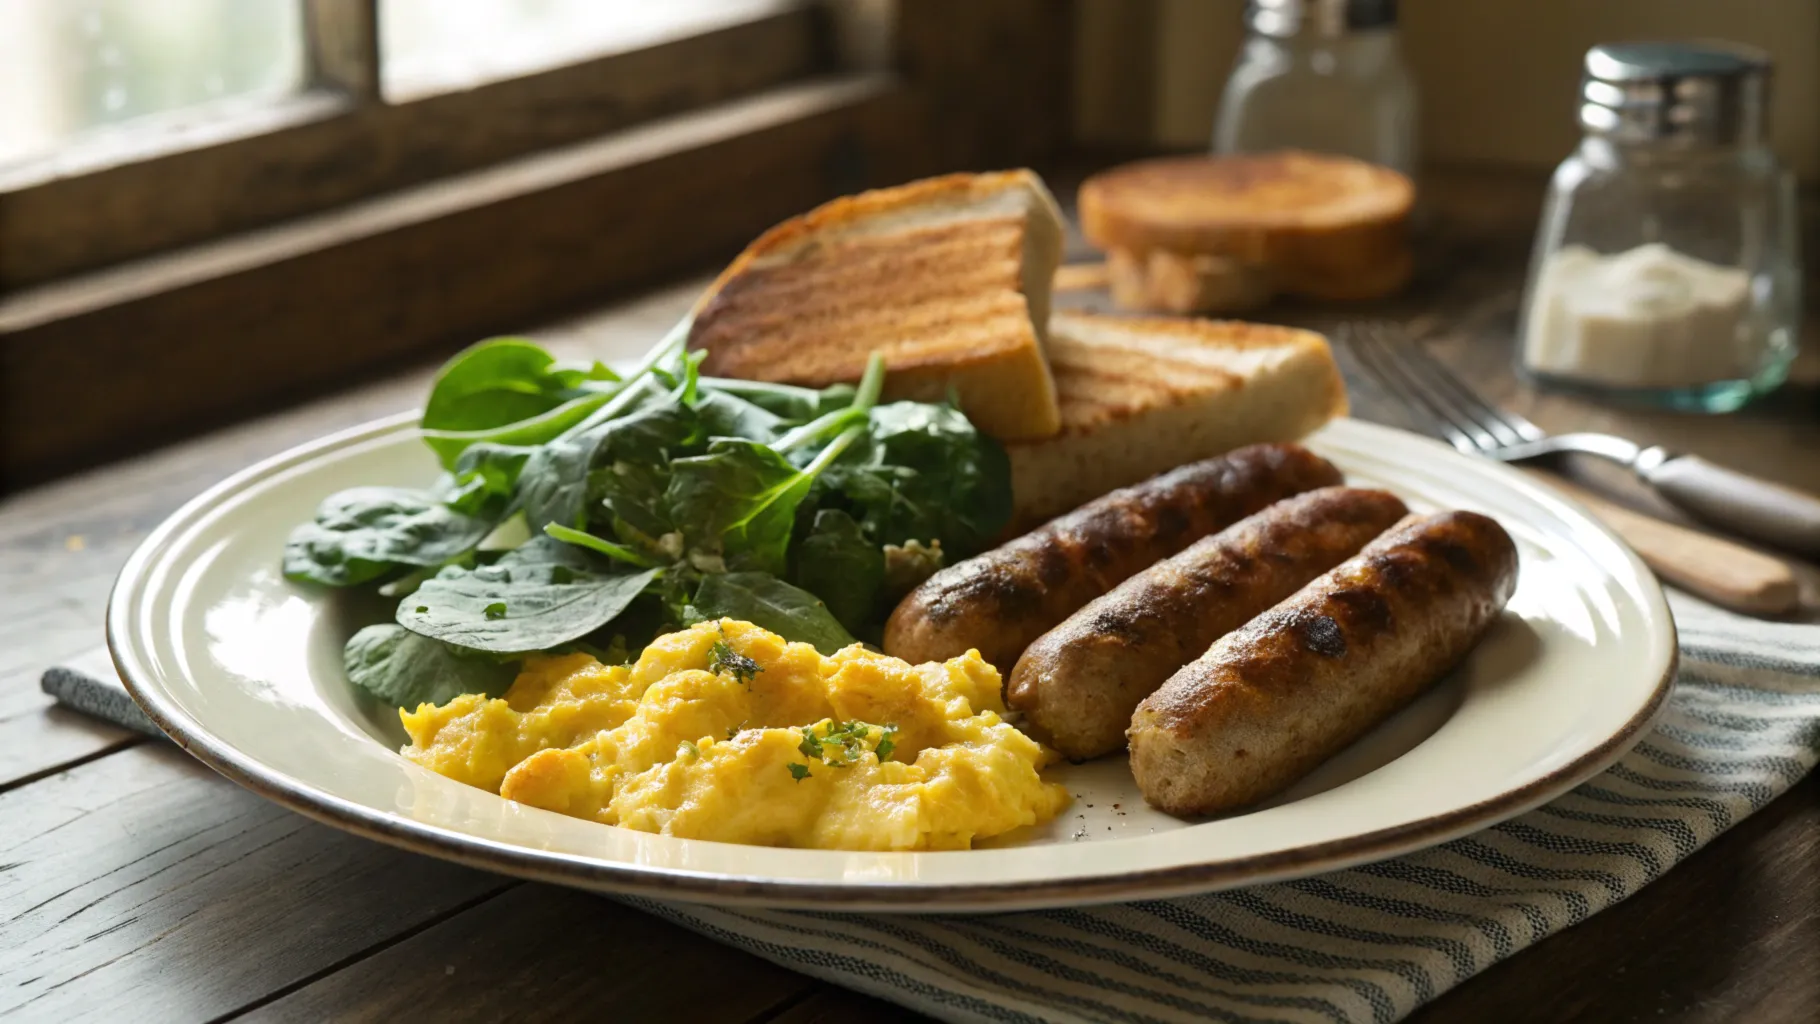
[632,593,1820,1024]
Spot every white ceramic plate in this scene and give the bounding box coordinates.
[111,416,1677,912]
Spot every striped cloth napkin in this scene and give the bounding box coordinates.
[630,592,1820,1024]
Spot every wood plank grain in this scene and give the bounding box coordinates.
[238,885,816,1024]
[0,283,697,790]
[895,0,1073,169]
[0,743,509,1022]
[1072,0,1162,147]
[762,987,928,1024]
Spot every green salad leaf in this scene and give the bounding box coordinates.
[666,438,818,575]
[819,401,1012,558]
[398,536,662,652]
[421,337,617,434]
[291,320,1016,701]
[284,486,497,587]
[791,508,885,635]
[689,572,856,656]
[420,321,687,470]
[446,442,536,514]
[516,376,695,532]
[344,623,518,708]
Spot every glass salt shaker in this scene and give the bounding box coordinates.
[1517,42,1802,412]
[1212,0,1418,175]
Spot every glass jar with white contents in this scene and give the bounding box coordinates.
[1517,42,1801,412]
[1213,0,1417,175]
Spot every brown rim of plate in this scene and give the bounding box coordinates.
[106,414,1681,912]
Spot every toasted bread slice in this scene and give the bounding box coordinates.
[689,171,1067,441]
[1106,248,1277,314]
[1007,312,1348,526]
[1080,151,1413,258]
[1102,243,1411,312]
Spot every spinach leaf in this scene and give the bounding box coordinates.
[284,486,496,587]
[544,523,661,568]
[517,378,697,532]
[589,459,677,552]
[398,536,661,652]
[791,509,884,634]
[694,389,786,442]
[690,572,857,655]
[446,442,535,515]
[698,378,846,421]
[422,337,616,434]
[344,624,518,709]
[666,439,816,575]
[421,320,689,470]
[821,401,1012,557]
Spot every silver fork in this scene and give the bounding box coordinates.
[1341,321,1820,557]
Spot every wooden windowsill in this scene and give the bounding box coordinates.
[0,73,934,490]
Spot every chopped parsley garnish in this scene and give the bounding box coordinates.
[482,601,507,620]
[787,762,811,782]
[798,720,890,768]
[677,740,699,759]
[797,727,823,761]
[726,724,741,740]
[708,637,762,685]
[875,724,898,762]
[823,721,868,766]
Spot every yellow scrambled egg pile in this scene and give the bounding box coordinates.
[399,619,1068,850]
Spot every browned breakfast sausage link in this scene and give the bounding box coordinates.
[1008,486,1409,760]
[1129,510,1519,816]
[881,442,1343,671]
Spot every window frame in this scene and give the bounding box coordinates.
[0,0,1074,487]
[0,1,831,288]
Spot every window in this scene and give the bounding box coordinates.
[0,0,305,166]
[0,0,1071,488]
[1,0,829,286]
[381,0,795,100]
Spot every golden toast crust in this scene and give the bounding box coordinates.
[695,170,1058,312]
[1005,312,1349,526]
[1079,152,1414,254]
[1044,312,1348,434]
[687,171,1065,441]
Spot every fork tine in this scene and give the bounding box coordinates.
[1353,322,1516,450]
[1342,324,1492,455]
[1367,325,1546,446]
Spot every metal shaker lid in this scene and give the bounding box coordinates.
[1580,42,1770,144]
[1244,0,1397,39]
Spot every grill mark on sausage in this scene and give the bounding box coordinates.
[1129,509,1520,815]
[1294,613,1348,658]
[1031,542,1074,588]
[1434,536,1486,577]
[884,442,1345,669]
[1326,585,1394,639]
[1007,486,1412,760]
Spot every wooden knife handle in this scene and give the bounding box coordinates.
[1525,468,1800,616]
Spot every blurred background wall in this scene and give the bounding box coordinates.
[1076,0,1820,181]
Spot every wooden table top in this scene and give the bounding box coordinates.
[4,174,1818,1023]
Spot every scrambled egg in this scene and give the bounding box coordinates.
[399,620,1069,850]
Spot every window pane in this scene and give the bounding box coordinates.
[381,0,794,101]
[0,0,304,166]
